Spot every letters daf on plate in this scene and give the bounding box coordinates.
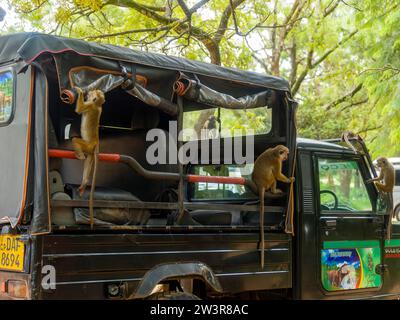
[0,235,25,272]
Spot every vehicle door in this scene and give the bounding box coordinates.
[315,154,384,296]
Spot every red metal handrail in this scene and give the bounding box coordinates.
[48,149,248,185]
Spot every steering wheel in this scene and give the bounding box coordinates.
[320,190,339,210]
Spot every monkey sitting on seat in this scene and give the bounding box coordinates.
[251,145,295,269]
[252,145,294,195]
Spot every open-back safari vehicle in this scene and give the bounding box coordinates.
[0,32,399,300]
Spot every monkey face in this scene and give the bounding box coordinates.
[376,156,388,168]
[87,90,105,106]
[275,145,289,161]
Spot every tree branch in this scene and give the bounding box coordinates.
[340,97,368,111]
[359,65,400,75]
[357,125,383,135]
[104,0,221,64]
[177,0,191,19]
[311,29,358,68]
[291,29,358,95]
[230,0,271,37]
[340,0,362,12]
[213,0,245,45]
[14,0,48,14]
[325,83,363,110]
[289,40,297,87]
[252,52,270,74]
[190,0,211,13]
[291,48,313,95]
[323,0,340,17]
[83,25,173,40]
[105,0,174,24]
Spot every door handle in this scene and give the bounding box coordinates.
[323,219,337,230]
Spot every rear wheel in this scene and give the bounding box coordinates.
[148,291,201,300]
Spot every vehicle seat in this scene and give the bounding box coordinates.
[48,109,155,226]
[60,106,178,202]
[49,170,76,226]
[66,184,150,226]
[189,210,241,225]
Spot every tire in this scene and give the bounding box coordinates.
[395,205,400,222]
[148,291,201,300]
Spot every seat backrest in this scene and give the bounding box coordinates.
[58,108,177,201]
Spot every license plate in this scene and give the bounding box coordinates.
[0,235,25,272]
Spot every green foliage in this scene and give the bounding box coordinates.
[3,0,400,158]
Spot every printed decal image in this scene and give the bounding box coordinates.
[321,247,381,291]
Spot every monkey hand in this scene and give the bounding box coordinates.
[74,86,83,96]
[366,179,376,184]
[287,177,295,183]
[78,185,85,197]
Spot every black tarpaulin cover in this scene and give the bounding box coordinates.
[0,32,290,92]
[0,32,297,232]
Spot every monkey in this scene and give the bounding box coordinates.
[251,145,295,269]
[367,156,395,239]
[341,131,361,153]
[72,87,105,228]
[252,145,294,195]
[367,157,395,193]
[201,115,219,139]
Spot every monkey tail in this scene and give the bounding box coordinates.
[89,144,99,229]
[259,188,265,270]
[246,179,258,196]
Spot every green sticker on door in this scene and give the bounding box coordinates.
[321,241,381,291]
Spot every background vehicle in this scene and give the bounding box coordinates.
[0,33,399,300]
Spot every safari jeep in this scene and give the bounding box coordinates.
[0,32,399,300]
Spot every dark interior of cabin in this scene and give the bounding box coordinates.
[43,56,291,229]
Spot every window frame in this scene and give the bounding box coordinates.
[0,67,16,127]
[315,153,377,215]
[182,105,274,142]
[187,163,258,202]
